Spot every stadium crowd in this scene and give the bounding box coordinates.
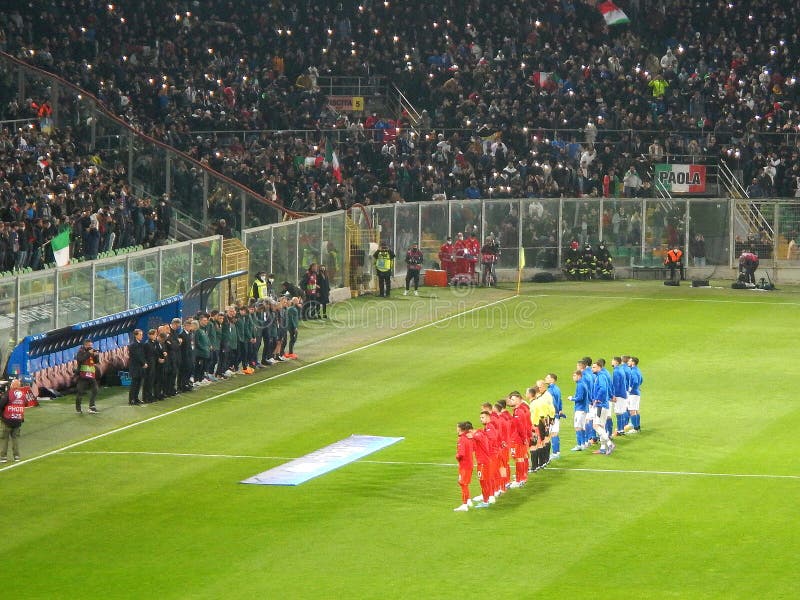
[2,0,800,223]
[455,355,643,511]
[0,123,173,271]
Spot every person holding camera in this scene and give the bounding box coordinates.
[1,379,33,462]
[403,242,423,296]
[75,338,100,413]
[738,248,759,284]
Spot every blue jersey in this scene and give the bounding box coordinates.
[591,371,611,408]
[622,363,632,392]
[571,378,590,412]
[629,366,643,395]
[549,383,563,415]
[601,368,613,394]
[612,366,628,398]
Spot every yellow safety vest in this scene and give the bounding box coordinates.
[375,250,393,272]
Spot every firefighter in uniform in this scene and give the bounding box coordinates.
[595,241,614,279]
[564,240,581,280]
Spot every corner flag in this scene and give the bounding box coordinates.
[517,246,525,294]
[51,228,71,267]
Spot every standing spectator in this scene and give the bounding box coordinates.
[127,328,147,406]
[83,222,101,260]
[317,265,331,319]
[622,167,642,198]
[156,197,173,240]
[1,379,31,462]
[691,234,707,267]
[74,339,100,414]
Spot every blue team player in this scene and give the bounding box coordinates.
[579,358,596,445]
[611,356,629,436]
[590,361,615,455]
[596,358,615,439]
[545,373,563,459]
[627,356,643,433]
[569,369,590,451]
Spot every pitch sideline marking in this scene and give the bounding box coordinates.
[61,450,800,480]
[0,295,515,473]
[527,293,800,307]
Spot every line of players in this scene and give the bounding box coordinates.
[454,356,644,512]
[569,356,643,455]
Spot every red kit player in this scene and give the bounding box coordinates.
[454,421,475,512]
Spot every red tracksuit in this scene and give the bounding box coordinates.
[492,411,511,488]
[456,432,474,504]
[473,427,497,502]
[511,403,532,483]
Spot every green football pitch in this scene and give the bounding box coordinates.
[4,280,800,599]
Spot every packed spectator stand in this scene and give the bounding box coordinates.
[1,0,800,257]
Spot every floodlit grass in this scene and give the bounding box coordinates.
[5,280,800,599]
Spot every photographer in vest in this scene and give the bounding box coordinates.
[75,338,101,413]
[300,263,320,319]
[373,241,396,298]
[404,242,423,296]
[664,245,684,283]
[1,379,32,462]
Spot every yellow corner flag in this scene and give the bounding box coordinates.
[517,246,525,294]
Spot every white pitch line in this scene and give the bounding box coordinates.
[548,467,800,480]
[528,293,800,307]
[0,295,515,474]
[62,450,800,480]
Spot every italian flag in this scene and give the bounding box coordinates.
[598,1,630,26]
[51,228,71,267]
[325,138,342,183]
[531,72,561,89]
